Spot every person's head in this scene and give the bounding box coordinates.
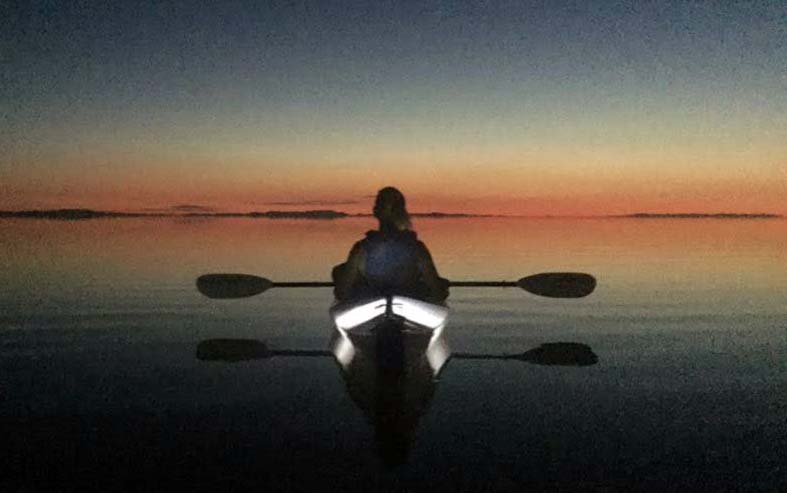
[373,186,411,232]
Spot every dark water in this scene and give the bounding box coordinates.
[1,217,785,491]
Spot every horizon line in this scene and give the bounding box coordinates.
[0,208,783,220]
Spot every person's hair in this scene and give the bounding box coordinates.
[373,186,411,232]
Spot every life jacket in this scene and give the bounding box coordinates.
[361,230,420,294]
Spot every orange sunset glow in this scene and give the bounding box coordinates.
[2,158,785,216]
[3,2,785,216]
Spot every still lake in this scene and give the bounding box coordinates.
[1,217,785,491]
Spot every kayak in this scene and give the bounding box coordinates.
[329,296,451,466]
[330,295,450,374]
[330,295,449,333]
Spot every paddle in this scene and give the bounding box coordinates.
[196,272,596,299]
[453,342,598,367]
[196,339,597,366]
[196,338,330,362]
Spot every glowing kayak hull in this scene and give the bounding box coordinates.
[330,295,450,385]
[330,295,449,333]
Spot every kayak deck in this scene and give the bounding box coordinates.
[330,295,449,333]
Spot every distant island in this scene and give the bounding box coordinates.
[413,212,497,218]
[186,210,349,219]
[0,209,145,220]
[621,213,781,219]
[0,208,349,220]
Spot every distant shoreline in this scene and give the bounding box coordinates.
[0,209,502,220]
[617,213,782,219]
[0,209,351,220]
[0,209,782,220]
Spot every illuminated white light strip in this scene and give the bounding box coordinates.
[390,296,449,330]
[332,298,387,331]
[426,324,450,374]
[331,332,356,369]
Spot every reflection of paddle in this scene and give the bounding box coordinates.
[196,272,596,299]
[196,339,330,362]
[195,339,597,366]
[454,342,598,367]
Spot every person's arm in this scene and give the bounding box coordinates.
[415,241,449,301]
[333,242,365,300]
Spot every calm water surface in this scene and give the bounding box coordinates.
[1,217,785,491]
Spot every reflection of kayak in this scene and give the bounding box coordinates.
[329,296,451,466]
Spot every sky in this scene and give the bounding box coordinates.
[2,0,785,215]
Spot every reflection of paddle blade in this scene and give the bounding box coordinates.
[196,338,270,361]
[517,273,596,298]
[515,342,597,366]
[196,274,273,299]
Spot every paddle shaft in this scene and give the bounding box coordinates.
[272,281,334,288]
[271,281,518,288]
[448,281,518,287]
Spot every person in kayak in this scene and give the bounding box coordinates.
[333,187,449,302]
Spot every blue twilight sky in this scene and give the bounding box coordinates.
[2,1,785,213]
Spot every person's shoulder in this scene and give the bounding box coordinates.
[349,236,369,254]
[408,231,425,246]
[415,240,430,254]
[399,230,418,243]
[356,231,378,248]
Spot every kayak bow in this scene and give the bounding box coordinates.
[330,295,449,333]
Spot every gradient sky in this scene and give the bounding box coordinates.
[2,0,785,215]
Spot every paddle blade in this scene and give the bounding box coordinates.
[196,338,271,362]
[511,342,598,366]
[517,272,596,298]
[196,274,273,299]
